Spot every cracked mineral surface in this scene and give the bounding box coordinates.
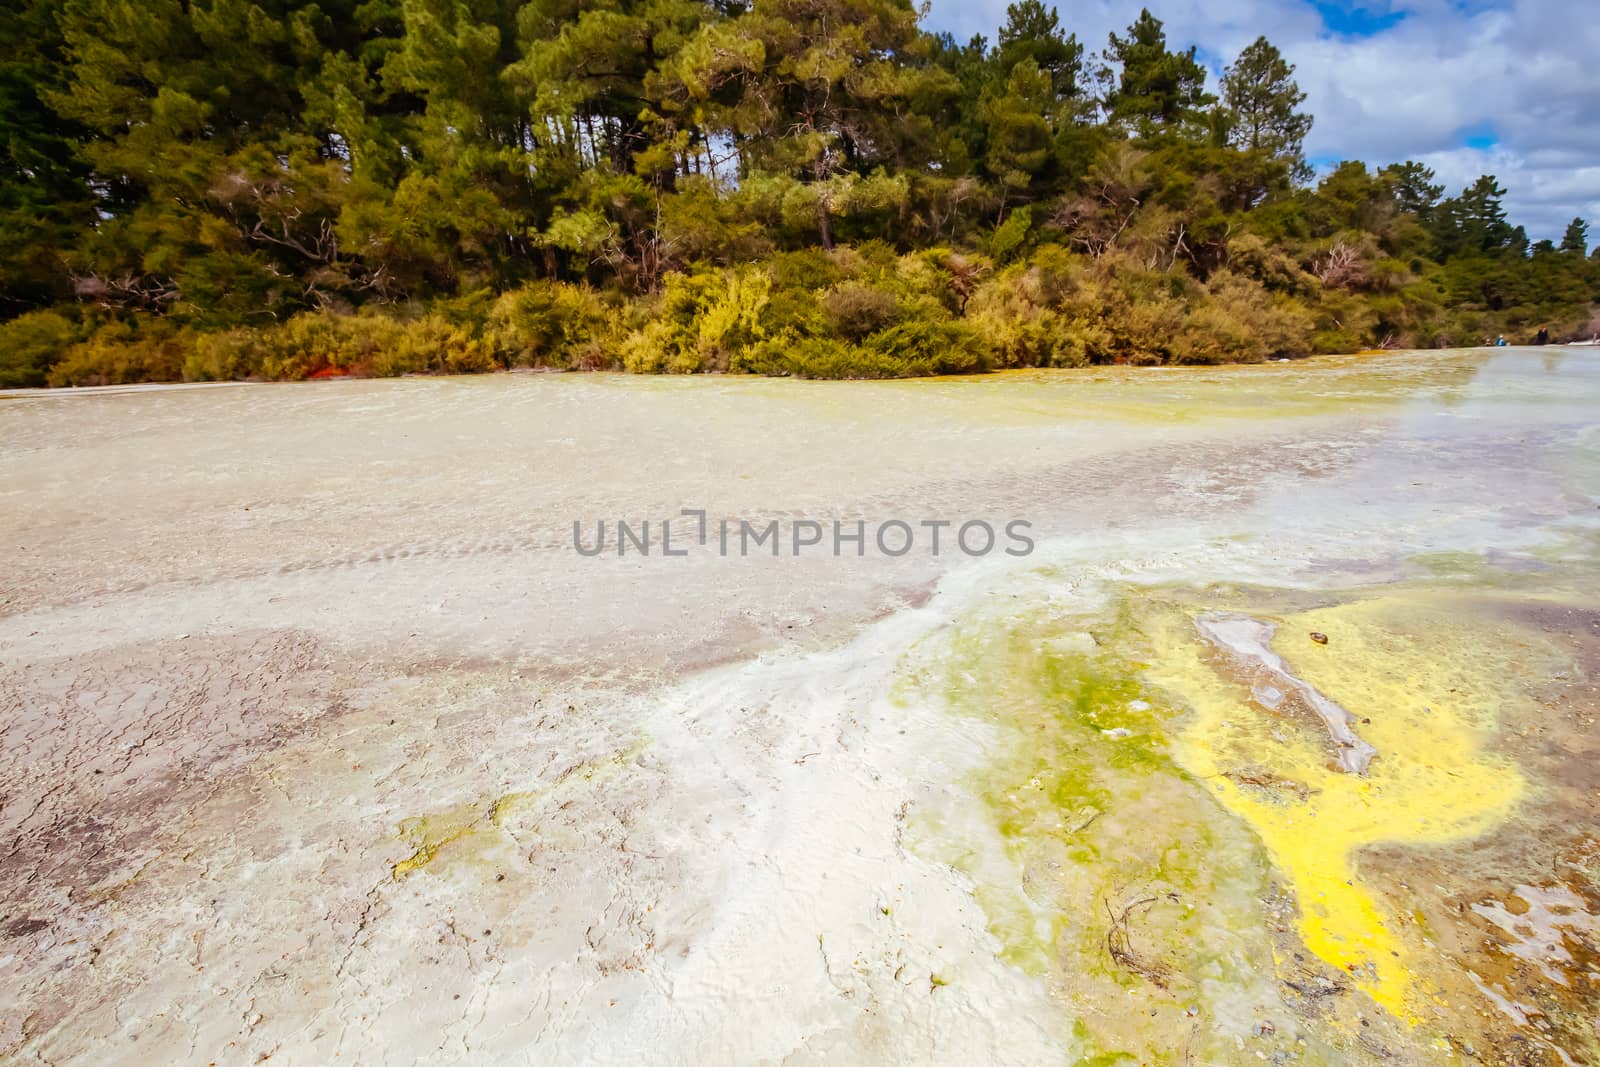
[3,350,1598,1064]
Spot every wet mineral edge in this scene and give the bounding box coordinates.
[1,349,1598,1065]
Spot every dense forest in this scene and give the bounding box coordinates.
[3,0,1598,386]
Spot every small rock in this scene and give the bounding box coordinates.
[1309,632,1329,645]
[1101,727,1132,739]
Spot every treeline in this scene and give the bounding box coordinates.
[2,0,1597,386]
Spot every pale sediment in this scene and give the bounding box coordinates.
[2,349,1599,1064]
[1195,611,1378,773]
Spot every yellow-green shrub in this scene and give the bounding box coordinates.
[1172,270,1314,364]
[967,265,1091,367]
[1310,289,1379,353]
[820,280,901,340]
[243,310,396,379]
[620,320,678,374]
[184,328,263,381]
[0,309,84,387]
[47,319,187,386]
[1227,233,1316,295]
[860,319,992,376]
[370,314,498,376]
[1048,255,1189,365]
[618,266,771,373]
[488,281,611,368]
[695,268,771,371]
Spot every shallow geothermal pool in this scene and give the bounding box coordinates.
[2,348,1597,1064]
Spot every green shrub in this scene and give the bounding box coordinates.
[488,281,611,368]
[618,266,771,373]
[47,319,187,386]
[1227,233,1316,295]
[749,335,872,378]
[734,319,992,379]
[192,309,501,380]
[1172,270,1313,364]
[0,309,85,388]
[245,310,389,379]
[1055,318,1113,365]
[820,281,901,340]
[184,329,264,381]
[967,263,1091,368]
[1309,289,1379,353]
[861,319,992,376]
[620,320,678,374]
[20,236,1475,386]
[728,329,798,376]
[1025,243,1084,304]
[645,269,723,372]
[965,302,1052,368]
[1047,255,1188,365]
[736,332,959,379]
[1173,303,1262,364]
[989,311,1094,368]
[764,248,847,291]
[759,281,827,339]
[695,267,771,371]
[987,206,1033,263]
[371,314,499,376]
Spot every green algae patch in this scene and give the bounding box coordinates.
[1409,550,1491,579]
[1403,548,1555,587]
[894,571,1600,1063]
[903,600,1347,1064]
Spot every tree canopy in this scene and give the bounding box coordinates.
[1220,36,1310,180]
[1,0,1595,386]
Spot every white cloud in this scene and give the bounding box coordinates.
[924,0,1600,239]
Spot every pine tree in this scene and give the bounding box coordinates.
[925,31,993,175]
[1381,161,1443,218]
[981,60,1055,209]
[1460,175,1513,252]
[994,0,1082,102]
[1103,9,1212,138]
[1433,175,1514,257]
[0,0,91,312]
[1560,217,1588,255]
[1220,36,1310,178]
[675,0,943,248]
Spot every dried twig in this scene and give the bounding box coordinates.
[1104,895,1169,989]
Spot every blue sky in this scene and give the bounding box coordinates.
[1303,0,1406,36]
[924,0,1600,242]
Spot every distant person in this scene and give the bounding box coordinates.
[1496,335,1508,346]
[1535,326,1550,345]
